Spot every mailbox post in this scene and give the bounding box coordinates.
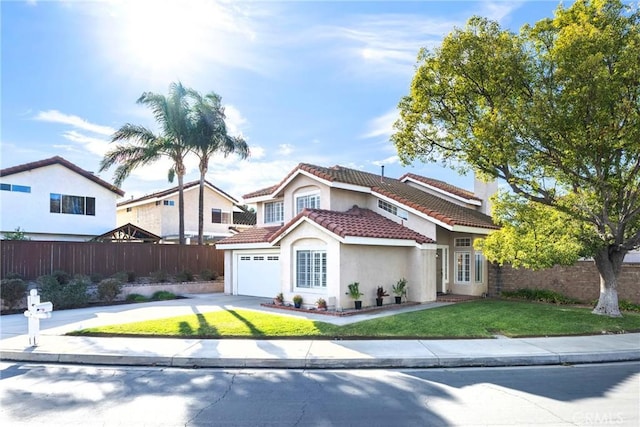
[23,289,53,346]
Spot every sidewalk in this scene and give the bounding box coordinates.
[1,294,639,369]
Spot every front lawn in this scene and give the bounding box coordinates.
[69,299,640,339]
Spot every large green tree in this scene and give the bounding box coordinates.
[100,82,192,245]
[393,0,640,316]
[187,89,249,245]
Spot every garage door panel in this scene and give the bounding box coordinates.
[237,254,280,297]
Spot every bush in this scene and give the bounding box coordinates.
[150,270,169,283]
[4,272,24,280]
[38,274,89,310]
[1,278,28,310]
[619,300,640,312]
[151,291,176,301]
[111,271,129,283]
[175,270,194,282]
[52,270,71,285]
[126,293,149,303]
[89,272,104,284]
[500,288,580,305]
[199,269,218,281]
[97,278,123,302]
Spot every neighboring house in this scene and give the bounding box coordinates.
[216,163,498,310]
[117,180,256,244]
[0,156,124,241]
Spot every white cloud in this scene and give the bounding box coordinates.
[362,109,399,139]
[34,110,115,136]
[249,146,266,160]
[61,130,110,157]
[224,104,248,137]
[479,1,526,23]
[372,155,400,167]
[278,144,294,156]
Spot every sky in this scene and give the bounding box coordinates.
[1,0,565,203]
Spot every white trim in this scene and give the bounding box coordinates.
[373,191,454,231]
[216,242,275,250]
[452,225,494,235]
[402,176,482,206]
[437,245,450,290]
[294,247,327,290]
[454,251,471,284]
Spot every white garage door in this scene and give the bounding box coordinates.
[237,253,281,297]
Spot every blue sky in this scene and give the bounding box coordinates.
[2,0,562,202]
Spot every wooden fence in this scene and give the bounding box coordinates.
[0,240,225,280]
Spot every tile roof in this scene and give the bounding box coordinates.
[399,173,480,201]
[0,156,124,196]
[233,207,257,226]
[272,206,435,244]
[246,163,497,230]
[216,226,281,245]
[118,179,238,207]
[243,184,278,199]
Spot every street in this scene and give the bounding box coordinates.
[1,361,638,426]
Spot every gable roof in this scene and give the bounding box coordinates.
[271,206,434,245]
[244,163,497,231]
[117,179,238,207]
[399,173,481,203]
[0,156,124,196]
[92,223,162,243]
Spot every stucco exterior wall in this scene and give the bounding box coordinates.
[1,164,119,240]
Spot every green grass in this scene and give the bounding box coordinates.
[69,300,640,339]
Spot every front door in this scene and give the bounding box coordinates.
[436,246,449,293]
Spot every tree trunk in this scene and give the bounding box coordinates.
[197,171,205,245]
[178,173,185,245]
[591,247,626,317]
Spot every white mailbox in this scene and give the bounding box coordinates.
[24,289,53,346]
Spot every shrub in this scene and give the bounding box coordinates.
[151,291,176,301]
[126,293,149,303]
[619,300,640,312]
[1,278,28,310]
[175,270,194,282]
[126,271,136,283]
[39,274,90,310]
[199,269,218,281]
[500,288,580,305]
[111,271,129,283]
[4,272,24,280]
[150,270,169,283]
[52,270,71,285]
[89,272,104,284]
[97,278,123,302]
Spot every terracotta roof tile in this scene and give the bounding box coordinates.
[0,156,124,196]
[216,226,281,246]
[271,206,435,244]
[399,173,480,201]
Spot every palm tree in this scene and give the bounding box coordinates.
[187,90,249,245]
[100,82,192,244]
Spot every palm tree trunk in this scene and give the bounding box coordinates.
[198,169,205,245]
[177,173,186,245]
[591,246,626,317]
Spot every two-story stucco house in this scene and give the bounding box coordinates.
[216,163,498,310]
[117,180,255,244]
[0,156,124,241]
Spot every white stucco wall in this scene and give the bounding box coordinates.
[1,164,119,240]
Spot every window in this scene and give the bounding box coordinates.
[1,183,31,193]
[455,252,471,283]
[295,193,320,214]
[378,199,408,220]
[455,237,472,247]
[50,193,95,216]
[296,250,326,288]
[126,207,133,212]
[164,200,174,206]
[475,253,484,283]
[211,208,222,224]
[264,201,284,224]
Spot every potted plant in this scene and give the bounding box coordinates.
[346,282,364,309]
[392,278,408,304]
[293,294,303,308]
[375,286,388,306]
[274,292,284,305]
[316,297,327,310]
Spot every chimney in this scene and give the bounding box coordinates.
[474,176,498,216]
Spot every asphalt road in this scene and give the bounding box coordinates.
[1,361,638,426]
